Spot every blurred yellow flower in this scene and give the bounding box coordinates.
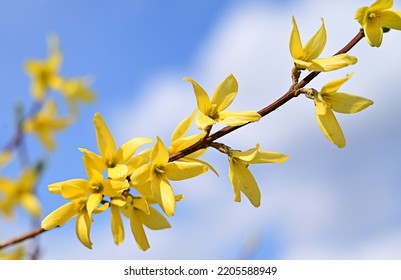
[184,74,261,130]
[290,16,357,71]
[0,247,25,260]
[314,74,374,148]
[0,168,41,218]
[24,36,63,100]
[228,145,288,207]
[355,0,401,47]
[22,101,70,151]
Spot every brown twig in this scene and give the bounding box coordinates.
[0,227,46,249]
[0,29,364,251]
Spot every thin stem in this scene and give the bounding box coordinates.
[0,29,365,251]
[0,227,46,250]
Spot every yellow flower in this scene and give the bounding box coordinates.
[55,78,96,116]
[22,101,70,151]
[290,16,358,71]
[168,110,218,175]
[0,168,41,218]
[111,195,170,251]
[78,112,153,180]
[41,197,109,249]
[130,136,208,216]
[355,0,401,47]
[228,145,288,207]
[314,74,374,148]
[47,155,129,219]
[184,74,261,130]
[24,36,63,100]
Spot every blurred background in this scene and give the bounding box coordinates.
[1,0,401,259]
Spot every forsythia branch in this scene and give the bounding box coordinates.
[0,29,365,251]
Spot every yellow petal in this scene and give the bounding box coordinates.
[210,74,238,112]
[365,21,383,47]
[165,161,208,181]
[229,158,261,207]
[41,201,79,230]
[310,54,358,72]
[355,6,369,26]
[289,16,305,59]
[107,164,128,180]
[117,137,153,163]
[20,193,42,218]
[303,18,326,60]
[150,137,169,165]
[325,93,373,114]
[228,159,242,202]
[196,112,216,130]
[138,206,171,230]
[86,193,103,219]
[151,177,176,217]
[371,0,393,11]
[180,157,219,176]
[110,205,124,245]
[292,58,313,70]
[132,197,150,214]
[82,155,104,183]
[380,10,401,30]
[130,164,151,186]
[184,77,211,114]
[75,211,93,249]
[316,108,346,148]
[218,110,261,126]
[59,179,91,199]
[93,112,116,160]
[171,110,197,144]
[321,74,353,94]
[129,208,150,251]
[170,132,205,154]
[231,146,259,162]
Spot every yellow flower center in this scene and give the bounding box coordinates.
[208,104,219,119]
[154,165,166,175]
[106,159,116,168]
[368,12,376,19]
[91,183,103,193]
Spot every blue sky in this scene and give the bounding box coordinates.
[2,0,401,260]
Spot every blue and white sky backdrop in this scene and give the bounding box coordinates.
[1,0,401,259]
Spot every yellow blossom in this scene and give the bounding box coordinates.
[47,155,129,219]
[313,74,374,148]
[22,101,70,151]
[130,136,207,216]
[290,16,358,71]
[228,145,288,207]
[41,197,109,249]
[0,168,41,218]
[184,74,261,130]
[78,112,153,180]
[24,36,63,100]
[111,195,170,251]
[168,110,218,175]
[355,0,401,47]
